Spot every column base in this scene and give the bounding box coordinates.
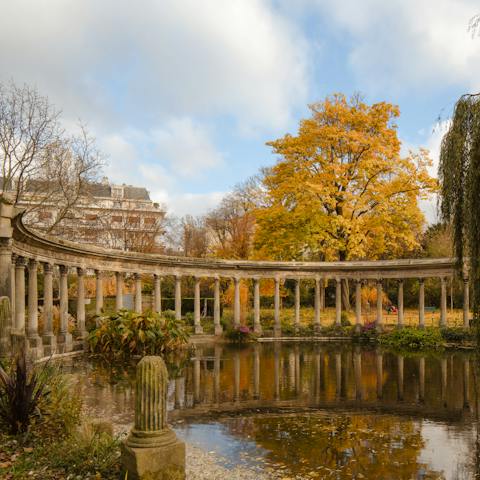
[314,324,322,335]
[273,326,282,338]
[27,334,44,359]
[214,325,223,336]
[194,325,204,335]
[57,332,73,353]
[43,333,57,357]
[375,324,383,333]
[10,331,27,353]
[253,324,262,336]
[121,429,185,480]
[354,324,362,334]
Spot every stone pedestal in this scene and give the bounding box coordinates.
[122,356,185,480]
[42,333,57,357]
[57,332,73,353]
[0,296,12,357]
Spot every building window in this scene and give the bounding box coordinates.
[85,214,98,221]
[112,187,123,199]
[127,216,140,225]
[112,216,122,223]
[144,217,156,225]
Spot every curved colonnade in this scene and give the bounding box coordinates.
[0,203,467,358]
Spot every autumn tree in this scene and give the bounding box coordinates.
[254,94,437,307]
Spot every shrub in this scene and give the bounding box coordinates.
[379,327,443,350]
[321,324,352,337]
[440,327,475,343]
[340,311,351,326]
[353,321,378,343]
[87,309,189,358]
[224,325,256,343]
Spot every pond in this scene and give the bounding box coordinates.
[66,343,478,479]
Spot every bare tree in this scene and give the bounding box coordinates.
[181,215,209,257]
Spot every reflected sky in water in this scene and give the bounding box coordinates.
[66,343,479,479]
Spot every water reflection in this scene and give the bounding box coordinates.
[67,343,479,479]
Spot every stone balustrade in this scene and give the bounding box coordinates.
[0,203,471,359]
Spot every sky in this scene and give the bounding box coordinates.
[1,0,479,221]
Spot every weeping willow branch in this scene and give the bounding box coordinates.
[439,93,480,321]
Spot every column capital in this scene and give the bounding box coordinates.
[398,278,404,284]
[463,277,469,284]
[355,278,363,285]
[418,277,425,284]
[28,258,38,269]
[335,277,342,284]
[77,267,86,276]
[11,252,17,264]
[59,264,69,275]
[154,273,162,280]
[440,276,447,284]
[116,271,124,278]
[43,262,53,273]
[133,272,141,280]
[95,269,104,277]
[15,255,26,268]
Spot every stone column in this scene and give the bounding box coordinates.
[274,277,281,337]
[294,279,300,333]
[376,351,383,399]
[58,265,72,352]
[213,277,222,335]
[95,270,104,315]
[463,278,470,328]
[122,356,185,479]
[233,277,241,328]
[10,254,16,322]
[115,272,124,311]
[440,277,447,327]
[335,278,342,326]
[355,279,362,332]
[253,278,261,335]
[0,200,15,299]
[193,354,201,404]
[134,273,142,313]
[14,256,26,333]
[314,277,321,333]
[398,280,404,327]
[42,263,56,354]
[76,268,86,338]
[418,278,425,328]
[175,275,182,321]
[193,277,203,334]
[397,355,404,401]
[27,259,42,357]
[154,274,162,313]
[376,279,383,331]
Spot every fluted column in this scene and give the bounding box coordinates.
[27,259,38,338]
[214,277,222,335]
[77,268,86,338]
[14,256,26,333]
[314,277,321,333]
[194,277,203,334]
[440,277,447,327]
[154,274,162,313]
[398,280,404,327]
[294,279,300,333]
[376,279,383,330]
[233,277,241,328]
[355,279,362,332]
[253,278,261,335]
[418,278,425,328]
[42,263,55,347]
[335,278,342,326]
[58,265,72,352]
[175,275,182,321]
[134,273,142,313]
[463,278,470,328]
[274,277,281,337]
[95,270,104,315]
[115,272,124,310]
[10,254,16,322]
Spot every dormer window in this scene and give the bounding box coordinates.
[112,186,123,199]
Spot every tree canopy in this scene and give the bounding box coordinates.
[254,94,437,261]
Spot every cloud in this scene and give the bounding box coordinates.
[0,0,308,132]
[306,0,480,92]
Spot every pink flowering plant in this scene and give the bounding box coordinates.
[224,324,256,343]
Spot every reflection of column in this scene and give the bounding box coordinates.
[463,358,470,409]
[335,278,342,326]
[335,352,341,399]
[397,355,404,401]
[253,344,260,400]
[376,280,383,330]
[418,279,425,328]
[274,277,281,337]
[115,271,124,310]
[214,277,222,335]
[441,357,447,407]
[463,278,470,328]
[274,343,280,401]
[134,273,142,313]
[355,280,362,331]
[174,275,182,321]
[295,345,301,395]
[294,279,300,333]
[354,347,363,401]
[376,351,383,399]
[95,270,103,315]
[288,351,295,389]
[314,348,321,401]
[153,274,162,313]
[214,345,222,403]
[253,278,261,335]
[194,277,203,334]
[193,355,201,404]
[234,350,240,401]
[314,277,321,332]
[440,278,447,327]
[233,277,241,327]
[76,267,86,338]
[398,280,404,327]
[419,357,425,403]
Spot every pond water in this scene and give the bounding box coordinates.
[67,343,478,479]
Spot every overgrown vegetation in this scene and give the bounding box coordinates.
[224,325,256,343]
[87,309,189,358]
[379,327,443,351]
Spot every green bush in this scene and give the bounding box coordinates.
[440,327,475,343]
[321,324,352,337]
[224,325,256,343]
[379,327,443,350]
[341,311,351,326]
[87,309,189,358]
